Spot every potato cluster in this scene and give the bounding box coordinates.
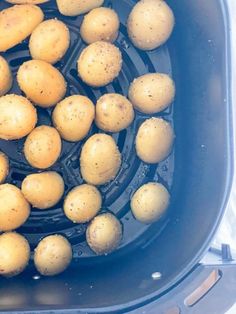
[0,0,175,277]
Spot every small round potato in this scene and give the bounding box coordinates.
[0,232,30,277]
[0,94,37,140]
[56,0,104,16]
[0,152,9,184]
[80,134,121,185]
[52,95,95,142]
[81,7,119,44]
[0,56,12,96]
[29,19,70,64]
[34,235,72,276]
[77,41,122,87]
[131,182,170,224]
[22,172,64,209]
[0,5,44,52]
[86,213,122,255]
[127,0,174,50]
[17,60,67,108]
[95,94,134,132]
[24,126,62,169]
[6,0,49,3]
[136,118,174,163]
[0,184,30,232]
[64,184,102,223]
[128,73,175,114]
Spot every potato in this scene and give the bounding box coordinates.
[86,213,122,255]
[0,94,37,140]
[95,93,134,132]
[52,95,95,142]
[136,118,174,163]
[64,184,102,223]
[0,5,44,52]
[22,172,64,210]
[0,184,30,232]
[0,56,12,96]
[29,19,70,65]
[127,0,174,50]
[0,232,30,277]
[24,126,62,169]
[131,182,170,223]
[77,41,122,87]
[6,0,49,3]
[34,235,72,276]
[0,152,9,184]
[80,134,121,185]
[81,7,119,44]
[56,0,104,16]
[17,60,67,108]
[128,73,175,114]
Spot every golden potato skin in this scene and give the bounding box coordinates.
[127,0,174,50]
[80,134,121,185]
[56,0,104,16]
[81,8,119,44]
[128,73,175,114]
[0,56,12,96]
[86,213,122,255]
[17,60,67,108]
[0,184,30,232]
[24,126,62,169]
[136,118,174,163]
[6,0,49,3]
[52,95,95,142]
[0,232,30,277]
[34,235,72,276]
[22,172,64,209]
[29,19,70,65]
[0,5,44,52]
[131,182,170,223]
[0,94,37,140]
[77,41,122,87]
[0,152,9,184]
[64,184,102,223]
[95,93,134,132]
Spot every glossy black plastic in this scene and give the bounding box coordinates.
[0,0,233,312]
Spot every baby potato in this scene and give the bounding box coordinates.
[34,235,72,276]
[0,232,30,277]
[52,95,95,142]
[81,7,119,44]
[128,73,175,114]
[17,60,67,108]
[0,152,9,184]
[64,184,102,223]
[95,93,134,132]
[131,182,170,224]
[80,134,121,185]
[0,184,30,232]
[77,41,122,87]
[136,118,174,163]
[0,5,44,52]
[0,94,37,140]
[127,0,174,50]
[29,19,70,65]
[0,56,12,96]
[24,126,62,169]
[86,213,122,255]
[22,172,64,210]
[6,0,49,3]
[56,0,104,16]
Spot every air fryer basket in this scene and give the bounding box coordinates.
[0,0,233,313]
